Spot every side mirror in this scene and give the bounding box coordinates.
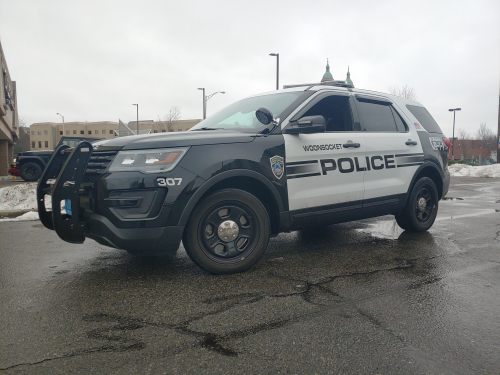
[256,107,274,125]
[284,115,326,134]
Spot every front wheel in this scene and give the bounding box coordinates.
[395,177,439,232]
[20,162,43,182]
[183,189,270,274]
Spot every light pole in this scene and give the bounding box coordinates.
[198,89,225,119]
[56,112,64,139]
[132,104,138,134]
[449,108,461,160]
[269,53,279,90]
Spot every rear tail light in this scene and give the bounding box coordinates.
[443,138,451,149]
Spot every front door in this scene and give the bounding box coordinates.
[284,93,366,212]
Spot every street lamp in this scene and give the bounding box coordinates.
[198,89,225,119]
[56,112,64,138]
[132,104,138,134]
[269,53,279,90]
[449,108,461,160]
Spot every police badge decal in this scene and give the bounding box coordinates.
[270,155,284,179]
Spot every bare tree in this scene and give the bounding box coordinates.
[475,122,496,151]
[155,106,181,133]
[388,84,418,101]
[457,128,471,159]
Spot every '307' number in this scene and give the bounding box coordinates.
[157,178,182,186]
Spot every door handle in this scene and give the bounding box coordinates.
[343,142,360,148]
[405,140,418,146]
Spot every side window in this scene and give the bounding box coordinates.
[356,100,398,132]
[302,95,353,132]
[391,107,408,132]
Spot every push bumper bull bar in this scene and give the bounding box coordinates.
[37,141,93,243]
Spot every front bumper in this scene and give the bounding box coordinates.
[87,214,183,254]
[37,142,193,255]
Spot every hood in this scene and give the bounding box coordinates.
[19,150,54,156]
[94,130,256,151]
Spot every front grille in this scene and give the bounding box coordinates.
[82,151,118,184]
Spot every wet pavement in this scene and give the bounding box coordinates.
[0,176,499,374]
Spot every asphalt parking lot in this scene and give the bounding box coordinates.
[0,176,499,374]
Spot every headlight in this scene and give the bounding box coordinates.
[108,147,188,173]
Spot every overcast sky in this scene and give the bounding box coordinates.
[1,0,499,137]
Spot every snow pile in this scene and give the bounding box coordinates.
[0,211,40,222]
[448,163,500,178]
[0,183,39,210]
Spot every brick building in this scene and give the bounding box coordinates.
[0,39,19,176]
[449,139,495,160]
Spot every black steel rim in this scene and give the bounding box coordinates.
[414,186,434,223]
[198,202,258,263]
[24,165,38,178]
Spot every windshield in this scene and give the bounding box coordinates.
[190,92,304,133]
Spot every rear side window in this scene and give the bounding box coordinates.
[391,107,408,132]
[406,105,442,134]
[356,100,398,132]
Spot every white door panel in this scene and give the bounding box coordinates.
[363,132,424,200]
[285,132,366,211]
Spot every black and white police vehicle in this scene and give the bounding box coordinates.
[37,80,450,274]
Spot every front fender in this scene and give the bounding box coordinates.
[177,169,285,227]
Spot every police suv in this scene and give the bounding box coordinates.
[37,81,450,274]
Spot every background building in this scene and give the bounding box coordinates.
[0,39,19,176]
[29,121,118,150]
[29,118,202,150]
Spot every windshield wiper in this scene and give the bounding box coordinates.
[191,127,224,131]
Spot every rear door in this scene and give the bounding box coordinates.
[284,92,366,211]
[353,94,424,204]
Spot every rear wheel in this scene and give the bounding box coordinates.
[20,162,43,182]
[395,177,439,232]
[183,189,270,274]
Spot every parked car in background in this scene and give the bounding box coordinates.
[13,136,103,181]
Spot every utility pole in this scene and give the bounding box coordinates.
[269,53,279,90]
[497,93,500,163]
[132,104,138,134]
[56,113,64,139]
[449,108,461,160]
[198,89,224,119]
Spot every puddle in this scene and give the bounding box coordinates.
[356,220,404,240]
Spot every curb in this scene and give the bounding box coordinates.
[0,209,36,218]
[0,175,16,181]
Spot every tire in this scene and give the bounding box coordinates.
[183,189,270,274]
[20,162,43,182]
[395,177,439,232]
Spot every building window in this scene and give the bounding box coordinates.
[38,131,41,135]
[109,130,113,134]
[66,130,70,135]
[31,131,35,135]
[73,130,77,134]
[38,141,42,148]
[162,130,166,132]
[45,141,48,148]
[44,130,48,135]
[95,130,99,134]
[102,129,105,134]
[88,131,91,134]
[178,129,182,132]
[32,141,35,148]
[153,130,158,133]
[60,131,63,135]
[81,130,84,134]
